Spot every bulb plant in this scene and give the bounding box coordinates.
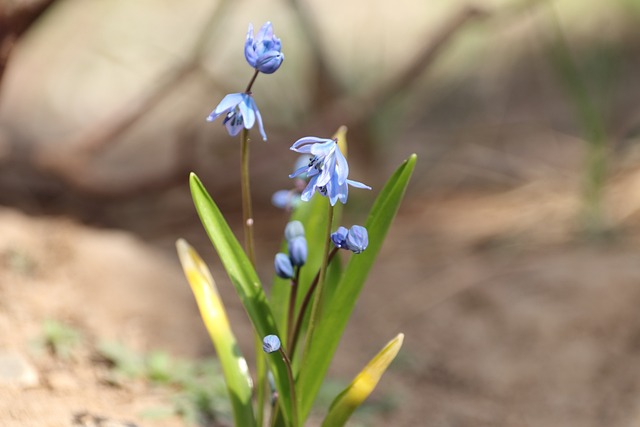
[177,20,416,427]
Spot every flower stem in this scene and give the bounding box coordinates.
[240,128,256,266]
[287,267,300,351]
[300,203,334,359]
[278,347,299,427]
[245,69,260,93]
[289,247,338,360]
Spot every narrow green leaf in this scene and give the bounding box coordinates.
[176,239,256,427]
[322,333,404,427]
[298,154,417,421]
[189,173,293,426]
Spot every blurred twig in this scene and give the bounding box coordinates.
[33,0,233,197]
[313,1,542,156]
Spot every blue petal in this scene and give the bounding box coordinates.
[334,146,349,185]
[214,93,243,115]
[238,96,256,129]
[252,100,267,141]
[256,51,284,74]
[244,24,257,67]
[347,179,371,190]
[301,175,319,201]
[225,118,244,136]
[257,21,274,43]
[291,137,333,153]
[262,335,281,353]
[309,139,337,157]
[289,165,309,179]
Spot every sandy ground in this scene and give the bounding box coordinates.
[3,166,640,426]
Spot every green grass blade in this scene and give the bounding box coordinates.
[176,239,256,427]
[298,154,417,421]
[189,173,293,426]
[322,333,404,427]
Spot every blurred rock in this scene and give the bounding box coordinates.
[0,351,39,388]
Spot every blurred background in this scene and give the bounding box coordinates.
[2,0,640,426]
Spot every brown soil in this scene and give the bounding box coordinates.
[3,166,640,427]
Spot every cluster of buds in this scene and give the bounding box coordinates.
[274,221,308,279]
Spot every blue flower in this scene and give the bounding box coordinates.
[206,93,267,141]
[331,226,349,249]
[245,22,284,74]
[271,190,301,210]
[331,225,368,254]
[289,137,371,206]
[346,225,368,254]
[262,335,281,353]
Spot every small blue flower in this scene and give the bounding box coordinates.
[288,236,307,267]
[262,335,281,353]
[271,190,301,210]
[332,225,368,254]
[284,221,305,241]
[346,225,368,254]
[289,137,371,206]
[274,253,294,279]
[331,226,349,249]
[245,22,284,74]
[206,93,267,141]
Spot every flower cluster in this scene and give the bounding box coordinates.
[289,137,371,206]
[207,22,283,140]
[274,221,308,279]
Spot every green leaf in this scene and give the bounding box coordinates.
[297,154,417,421]
[322,333,404,427]
[176,239,255,427]
[189,174,293,426]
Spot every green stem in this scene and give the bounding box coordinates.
[287,268,300,351]
[279,347,299,427]
[289,247,338,360]
[240,128,256,265]
[245,69,260,93]
[300,203,334,359]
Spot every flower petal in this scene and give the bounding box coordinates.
[291,136,333,153]
[346,179,371,190]
[335,146,349,185]
[214,93,243,115]
[238,96,256,129]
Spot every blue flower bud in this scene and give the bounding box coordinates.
[346,225,368,254]
[262,335,281,353]
[245,22,284,74]
[288,236,307,267]
[331,226,349,249]
[274,253,294,279]
[285,221,305,241]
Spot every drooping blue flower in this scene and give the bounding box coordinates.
[332,225,368,254]
[274,253,294,279]
[289,137,371,206]
[262,335,281,353]
[245,22,284,74]
[206,93,267,141]
[346,225,368,254]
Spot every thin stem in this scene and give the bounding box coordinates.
[245,69,260,93]
[299,204,334,359]
[287,267,301,351]
[255,334,266,427]
[289,247,338,360]
[240,128,256,265]
[278,348,299,427]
